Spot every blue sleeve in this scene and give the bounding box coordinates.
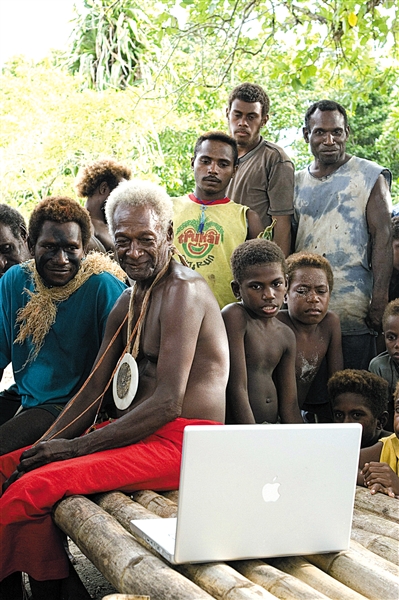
[91,273,127,338]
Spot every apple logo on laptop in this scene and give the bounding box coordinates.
[262,477,280,502]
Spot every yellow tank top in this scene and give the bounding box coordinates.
[380,434,399,475]
[173,195,248,308]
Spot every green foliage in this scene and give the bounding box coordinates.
[1,0,398,215]
[64,0,156,90]
[149,0,399,98]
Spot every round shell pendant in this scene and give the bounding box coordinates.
[113,353,139,410]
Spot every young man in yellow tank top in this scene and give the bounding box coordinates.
[173,131,263,308]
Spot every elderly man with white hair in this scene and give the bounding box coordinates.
[0,180,229,600]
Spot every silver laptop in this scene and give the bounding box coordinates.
[130,423,361,564]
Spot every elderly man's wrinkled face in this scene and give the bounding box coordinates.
[112,204,172,282]
[0,223,30,276]
[32,221,85,287]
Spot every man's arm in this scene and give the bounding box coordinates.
[325,312,344,378]
[221,305,256,423]
[361,460,399,498]
[272,215,292,257]
[274,328,303,424]
[246,209,264,240]
[366,174,393,331]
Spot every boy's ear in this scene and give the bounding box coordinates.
[231,280,241,299]
[377,411,389,431]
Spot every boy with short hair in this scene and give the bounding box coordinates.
[277,252,343,421]
[369,298,399,430]
[222,239,302,424]
[359,388,399,499]
[329,369,391,448]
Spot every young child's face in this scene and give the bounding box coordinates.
[332,392,381,448]
[233,262,286,319]
[286,267,330,325]
[384,315,399,367]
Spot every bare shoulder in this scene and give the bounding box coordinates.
[318,310,341,334]
[161,261,221,316]
[272,317,296,349]
[222,302,250,330]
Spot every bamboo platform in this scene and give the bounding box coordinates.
[53,486,399,600]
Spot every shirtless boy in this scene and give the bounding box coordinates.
[222,239,302,424]
[0,180,229,599]
[277,252,343,421]
[359,391,399,499]
[329,369,391,448]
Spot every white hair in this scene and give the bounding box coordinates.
[105,179,173,234]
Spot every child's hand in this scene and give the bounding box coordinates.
[361,461,399,499]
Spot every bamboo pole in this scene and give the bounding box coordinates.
[268,556,368,600]
[53,495,214,600]
[306,541,399,600]
[354,486,399,523]
[351,526,399,565]
[95,492,279,600]
[352,508,399,541]
[231,559,332,600]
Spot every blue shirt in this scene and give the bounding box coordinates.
[0,263,126,408]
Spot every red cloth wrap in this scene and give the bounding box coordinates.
[0,418,219,581]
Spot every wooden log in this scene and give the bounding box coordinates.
[53,495,214,600]
[103,596,150,600]
[95,492,279,599]
[352,508,399,541]
[306,541,399,600]
[132,490,178,518]
[268,556,368,600]
[231,559,331,600]
[161,490,179,504]
[354,486,399,523]
[348,539,399,577]
[351,526,399,565]
[177,563,278,600]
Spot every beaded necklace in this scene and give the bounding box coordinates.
[188,193,230,233]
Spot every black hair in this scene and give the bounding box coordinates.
[194,131,238,166]
[231,239,286,283]
[228,83,270,118]
[0,204,27,240]
[304,100,348,131]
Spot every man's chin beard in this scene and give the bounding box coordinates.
[237,139,250,148]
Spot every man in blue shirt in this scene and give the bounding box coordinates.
[0,196,126,455]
